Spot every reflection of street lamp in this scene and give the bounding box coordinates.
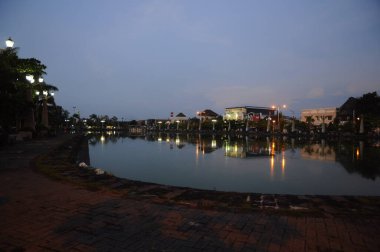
[212,119,217,131]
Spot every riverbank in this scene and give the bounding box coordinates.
[1,133,380,251]
[37,134,380,217]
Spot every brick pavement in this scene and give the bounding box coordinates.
[1,136,380,251]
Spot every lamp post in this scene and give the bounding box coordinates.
[212,119,217,131]
[24,74,40,131]
[266,117,271,133]
[34,78,56,129]
[176,120,180,131]
[197,111,202,131]
[101,120,105,130]
[321,115,326,134]
[272,104,286,132]
[187,119,190,131]
[158,121,162,131]
[65,119,70,130]
[38,88,54,129]
[289,109,296,133]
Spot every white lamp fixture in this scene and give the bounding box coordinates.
[5,37,14,48]
[26,75,35,83]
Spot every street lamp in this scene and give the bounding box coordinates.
[321,115,326,134]
[23,74,39,131]
[289,109,296,133]
[266,117,271,133]
[64,119,70,130]
[272,104,286,132]
[40,89,54,128]
[212,119,217,131]
[158,121,162,131]
[34,77,55,129]
[176,120,180,131]
[5,37,14,48]
[197,111,202,131]
[101,120,105,130]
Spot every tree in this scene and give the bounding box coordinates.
[0,48,37,132]
[0,47,57,135]
[305,116,315,133]
[356,92,380,116]
[110,116,118,126]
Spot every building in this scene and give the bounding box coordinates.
[198,109,219,121]
[300,107,338,125]
[224,106,275,121]
[170,112,188,123]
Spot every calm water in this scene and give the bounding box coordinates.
[88,133,380,196]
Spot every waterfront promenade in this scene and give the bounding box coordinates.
[1,135,380,251]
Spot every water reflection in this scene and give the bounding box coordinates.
[224,136,273,158]
[87,132,380,194]
[336,140,380,180]
[301,139,336,161]
[89,132,380,181]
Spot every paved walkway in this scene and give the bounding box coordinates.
[0,136,379,251]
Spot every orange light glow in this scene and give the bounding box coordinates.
[281,156,286,177]
[270,156,275,179]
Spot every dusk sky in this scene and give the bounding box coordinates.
[1,0,379,119]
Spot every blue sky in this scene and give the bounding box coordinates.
[1,0,379,119]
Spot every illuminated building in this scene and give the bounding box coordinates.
[224,106,275,121]
[300,107,338,126]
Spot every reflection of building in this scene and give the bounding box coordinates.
[300,143,336,161]
[300,107,338,125]
[224,140,272,158]
[224,106,275,121]
[225,141,246,158]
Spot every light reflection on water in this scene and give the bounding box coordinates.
[88,132,380,196]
